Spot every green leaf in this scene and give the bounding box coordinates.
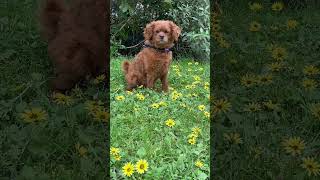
[137,147,146,158]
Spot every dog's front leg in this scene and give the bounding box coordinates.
[146,75,155,89]
[160,74,169,92]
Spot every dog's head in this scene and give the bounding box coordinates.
[143,20,181,48]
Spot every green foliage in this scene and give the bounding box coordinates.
[111,0,210,60]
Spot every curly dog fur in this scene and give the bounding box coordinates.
[39,0,107,92]
[122,20,181,92]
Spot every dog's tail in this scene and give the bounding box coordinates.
[122,61,130,74]
[39,0,66,42]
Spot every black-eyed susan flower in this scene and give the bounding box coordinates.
[249,21,261,32]
[244,102,261,112]
[126,90,133,95]
[158,101,167,107]
[92,109,109,122]
[165,119,175,128]
[116,95,125,101]
[195,160,204,168]
[122,162,135,177]
[136,93,145,101]
[249,2,263,11]
[204,111,210,118]
[53,92,73,106]
[188,137,196,145]
[110,147,120,156]
[310,103,320,119]
[85,100,104,115]
[302,79,317,90]
[301,157,320,176]
[271,46,288,61]
[258,74,273,85]
[198,105,206,111]
[224,132,243,145]
[151,103,160,109]
[303,65,319,76]
[75,143,88,157]
[263,100,280,111]
[272,2,284,11]
[241,74,257,87]
[268,62,284,72]
[250,146,263,159]
[287,19,298,30]
[192,127,201,135]
[213,99,231,114]
[20,107,47,123]
[282,137,305,156]
[135,159,149,174]
[114,154,121,161]
[93,74,105,84]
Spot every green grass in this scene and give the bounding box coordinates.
[110,58,210,179]
[212,2,320,179]
[1,1,108,179]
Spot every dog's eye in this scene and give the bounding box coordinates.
[156,30,160,33]
[164,30,168,33]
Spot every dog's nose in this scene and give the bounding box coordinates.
[159,35,164,39]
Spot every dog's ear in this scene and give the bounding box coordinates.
[143,21,156,41]
[169,21,181,42]
[122,61,130,74]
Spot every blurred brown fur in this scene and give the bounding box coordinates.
[39,0,107,92]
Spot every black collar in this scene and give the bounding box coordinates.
[143,43,172,53]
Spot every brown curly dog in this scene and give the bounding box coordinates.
[122,20,181,92]
[39,0,107,92]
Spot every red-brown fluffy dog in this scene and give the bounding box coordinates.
[122,20,181,92]
[39,0,107,92]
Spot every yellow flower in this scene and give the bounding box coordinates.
[188,137,196,145]
[165,119,175,128]
[110,147,120,156]
[258,74,273,85]
[116,95,125,101]
[193,75,201,81]
[263,100,280,111]
[114,154,121,161]
[301,157,320,176]
[249,21,261,32]
[198,105,206,111]
[158,101,167,107]
[192,127,201,135]
[85,100,104,115]
[135,159,149,174]
[151,103,160,109]
[122,162,135,177]
[92,109,109,122]
[75,143,88,157]
[249,2,263,11]
[213,99,231,114]
[271,46,287,61]
[204,111,210,118]
[310,103,320,119]
[21,107,47,123]
[241,74,257,87]
[272,2,284,11]
[126,90,133,95]
[180,103,187,108]
[93,74,105,84]
[250,146,263,159]
[52,92,73,106]
[287,19,298,29]
[302,79,317,90]
[268,62,284,72]
[303,65,319,76]
[244,102,261,112]
[136,93,145,101]
[282,137,305,156]
[224,132,243,145]
[195,160,204,168]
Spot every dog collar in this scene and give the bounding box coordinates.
[143,44,172,53]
